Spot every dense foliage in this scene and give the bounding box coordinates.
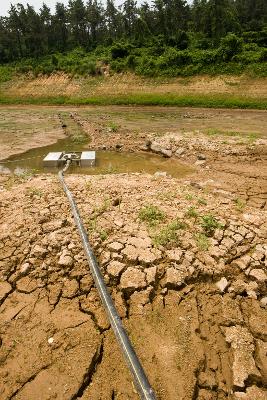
[0,0,266,77]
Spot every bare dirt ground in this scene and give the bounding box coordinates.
[0,108,65,159]
[0,106,266,400]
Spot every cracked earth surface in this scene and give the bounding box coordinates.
[0,171,266,400]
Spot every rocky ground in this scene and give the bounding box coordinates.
[0,171,266,400]
[72,110,267,210]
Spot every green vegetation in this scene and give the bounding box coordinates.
[59,112,89,144]
[139,204,166,227]
[197,197,207,205]
[185,193,194,200]
[195,233,210,251]
[153,219,186,247]
[99,230,108,242]
[107,122,120,132]
[201,214,223,236]
[234,197,246,211]
[0,1,266,82]
[92,197,111,217]
[0,92,266,109]
[185,206,199,219]
[25,187,43,197]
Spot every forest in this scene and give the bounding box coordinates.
[0,0,266,77]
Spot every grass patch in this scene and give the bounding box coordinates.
[201,214,223,236]
[0,93,266,109]
[185,193,194,200]
[101,165,119,174]
[234,197,246,212]
[99,229,108,242]
[92,197,111,217]
[153,219,186,247]
[26,187,43,197]
[195,233,210,251]
[139,204,166,227]
[71,133,88,144]
[185,206,199,219]
[197,197,207,205]
[107,121,120,132]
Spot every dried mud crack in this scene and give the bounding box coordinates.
[0,170,266,400]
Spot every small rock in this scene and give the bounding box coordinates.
[228,279,258,295]
[166,249,183,262]
[224,326,261,388]
[31,245,47,258]
[195,160,206,166]
[215,277,229,292]
[145,266,157,285]
[99,251,111,264]
[154,171,167,177]
[175,147,185,156]
[42,219,65,233]
[234,385,267,400]
[20,263,30,275]
[138,248,161,265]
[121,245,139,262]
[62,279,79,298]
[139,145,149,151]
[127,236,152,249]
[48,337,54,345]
[197,154,206,160]
[232,255,251,270]
[243,214,261,227]
[107,260,125,278]
[249,269,267,282]
[114,219,124,227]
[58,252,73,267]
[247,290,258,299]
[165,267,185,288]
[260,297,267,307]
[161,148,172,158]
[108,242,124,252]
[120,267,147,291]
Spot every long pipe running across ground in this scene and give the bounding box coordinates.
[58,159,157,400]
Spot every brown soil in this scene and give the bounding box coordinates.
[0,106,267,400]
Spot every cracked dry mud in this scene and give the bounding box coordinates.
[0,171,266,400]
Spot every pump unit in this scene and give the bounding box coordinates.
[43,151,96,168]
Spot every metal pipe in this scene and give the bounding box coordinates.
[58,163,156,400]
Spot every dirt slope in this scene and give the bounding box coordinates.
[2,73,267,100]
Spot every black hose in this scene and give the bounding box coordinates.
[58,162,156,400]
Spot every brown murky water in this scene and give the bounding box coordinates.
[0,136,192,178]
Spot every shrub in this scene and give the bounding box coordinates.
[167,31,189,50]
[51,54,59,66]
[111,43,130,59]
[218,34,243,61]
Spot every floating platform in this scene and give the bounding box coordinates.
[43,151,96,168]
